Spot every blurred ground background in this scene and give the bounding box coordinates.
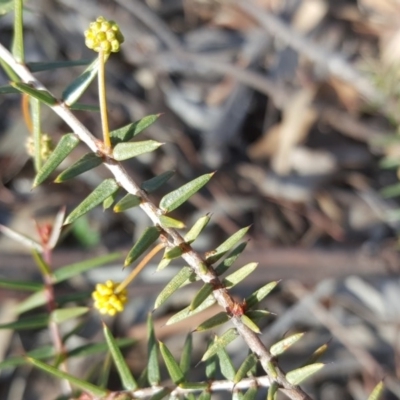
[1,0,400,399]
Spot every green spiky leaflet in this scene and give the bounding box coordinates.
[64,179,119,225]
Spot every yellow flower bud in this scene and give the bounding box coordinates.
[84,16,124,55]
[92,280,128,316]
[25,133,54,161]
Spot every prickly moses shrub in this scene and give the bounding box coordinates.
[0,4,385,400]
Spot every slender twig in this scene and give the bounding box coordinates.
[109,375,272,399]
[116,242,165,293]
[98,49,111,149]
[0,43,311,400]
[21,93,32,133]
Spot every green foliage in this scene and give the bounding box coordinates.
[202,330,239,361]
[124,226,161,267]
[147,314,161,386]
[270,333,305,357]
[110,114,160,144]
[28,358,108,397]
[11,81,57,105]
[103,323,138,390]
[114,193,142,212]
[286,363,324,385]
[55,153,103,182]
[141,170,175,193]
[0,9,353,400]
[62,57,99,105]
[64,178,119,224]
[159,173,214,213]
[113,140,163,161]
[33,133,80,187]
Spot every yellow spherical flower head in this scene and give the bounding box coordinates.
[84,16,124,54]
[92,280,128,316]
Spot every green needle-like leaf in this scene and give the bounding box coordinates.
[62,58,99,106]
[0,224,42,252]
[380,156,400,169]
[27,59,92,72]
[217,347,235,381]
[0,85,19,94]
[0,0,15,15]
[201,329,239,361]
[0,314,49,330]
[184,214,211,244]
[33,133,80,187]
[205,341,217,379]
[286,363,324,385]
[159,215,185,229]
[270,333,304,357]
[68,338,135,358]
[55,153,103,182]
[0,57,20,82]
[27,358,107,397]
[241,315,260,334]
[10,82,56,105]
[50,307,89,324]
[103,323,138,390]
[301,342,330,367]
[110,114,161,145]
[381,183,400,198]
[234,354,258,383]
[149,388,171,400]
[243,386,258,400]
[245,310,271,322]
[180,334,193,378]
[160,173,214,213]
[267,382,278,400]
[141,170,174,193]
[206,226,250,265]
[64,179,119,225]
[367,381,384,400]
[113,140,163,161]
[103,190,119,210]
[97,353,112,389]
[245,281,279,309]
[113,194,142,212]
[157,246,177,271]
[223,262,258,288]
[189,283,213,311]
[32,250,51,277]
[12,0,24,62]
[124,226,160,267]
[0,345,54,370]
[154,267,193,310]
[53,252,122,283]
[214,242,247,276]
[164,246,183,260]
[198,390,211,400]
[195,311,229,332]
[166,295,216,326]
[159,341,185,384]
[0,279,43,292]
[147,314,160,386]
[16,290,47,314]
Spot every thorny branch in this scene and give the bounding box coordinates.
[106,375,272,399]
[0,43,312,400]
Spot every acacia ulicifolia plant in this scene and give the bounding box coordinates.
[1,9,384,400]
